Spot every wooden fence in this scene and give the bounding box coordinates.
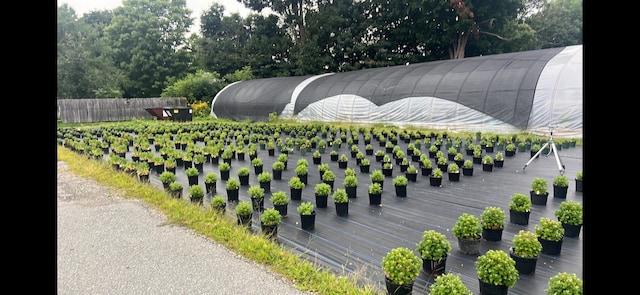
[57,97,187,123]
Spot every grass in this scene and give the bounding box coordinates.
[57,146,379,295]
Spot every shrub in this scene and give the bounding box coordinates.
[428,273,472,295]
[297,201,314,215]
[381,247,421,285]
[260,208,282,226]
[332,189,348,203]
[546,272,583,295]
[480,206,505,230]
[235,200,253,216]
[475,250,519,287]
[452,213,482,240]
[270,191,289,205]
[509,193,531,212]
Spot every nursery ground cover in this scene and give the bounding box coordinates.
[134,133,583,295]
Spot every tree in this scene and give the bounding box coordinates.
[160,69,223,103]
[526,0,582,49]
[104,0,194,98]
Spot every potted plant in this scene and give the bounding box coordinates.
[343,175,358,199]
[168,181,183,199]
[318,163,330,180]
[295,164,309,184]
[475,249,519,294]
[429,167,443,187]
[234,167,249,185]
[270,190,289,217]
[370,169,385,189]
[447,162,460,181]
[530,177,549,205]
[420,157,433,176]
[251,157,264,175]
[272,161,285,180]
[552,174,569,199]
[509,230,542,274]
[359,158,371,173]
[508,193,532,225]
[330,149,339,161]
[462,159,474,176]
[545,272,583,295]
[375,149,385,162]
[480,206,505,242]
[314,182,332,208]
[159,171,176,191]
[535,217,565,255]
[235,200,253,228]
[494,152,504,167]
[415,229,452,276]
[204,172,218,194]
[225,178,240,202]
[188,184,205,205]
[257,171,272,193]
[505,143,516,157]
[381,247,422,295]
[218,162,231,181]
[428,273,472,295]
[321,169,336,190]
[297,201,315,230]
[210,194,226,213]
[248,184,266,212]
[482,155,494,172]
[288,176,305,201]
[392,175,408,197]
[452,213,482,255]
[368,182,383,205]
[404,164,417,182]
[332,188,349,216]
[260,208,282,240]
[338,154,348,169]
[575,171,583,192]
[554,200,583,238]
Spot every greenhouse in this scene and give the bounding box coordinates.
[211,45,582,137]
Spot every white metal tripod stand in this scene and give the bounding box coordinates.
[522,125,565,175]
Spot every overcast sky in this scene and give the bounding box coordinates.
[58,0,254,34]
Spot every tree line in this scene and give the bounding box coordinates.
[57,0,581,102]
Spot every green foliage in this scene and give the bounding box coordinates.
[188,185,205,198]
[535,217,565,241]
[235,200,253,216]
[452,213,482,240]
[482,155,493,164]
[421,158,433,168]
[546,272,583,295]
[447,163,459,173]
[343,175,358,187]
[272,161,285,171]
[393,175,408,186]
[159,171,176,184]
[332,189,348,203]
[210,195,226,207]
[186,167,199,177]
[248,185,265,199]
[321,170,336,182]
[531,177,548,194]
[511,230,542,258]
[575,171,582,181]
[257,171,272,183]
[415,230,451,261]
[270,191,289,205]
[168,181,183,191]
[428,273,472,295]
[314,183,332,197]
[204,172,218,184]
[480,206,505,230]
[260,208,282,226]
[554,200,583,225]
[237,167,250,177]
[463,159,473,168]
[370,169,385,182]
[288,176,306,189]
[553,174,569,187]
[225,178,240,190]
[297,201,314,215]
[295,164,308,175]
[219,162,231,172]
[509,193,531,213]
[368,182,382,194]
[381,247,421,285]
[475,250,519,287]
[431,168,443,178]
[506,143,516,151]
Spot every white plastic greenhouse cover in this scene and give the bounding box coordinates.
[211,45,582,137]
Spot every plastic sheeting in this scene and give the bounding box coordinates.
[211,46,582,137]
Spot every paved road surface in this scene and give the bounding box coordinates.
[57,161,314,295]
